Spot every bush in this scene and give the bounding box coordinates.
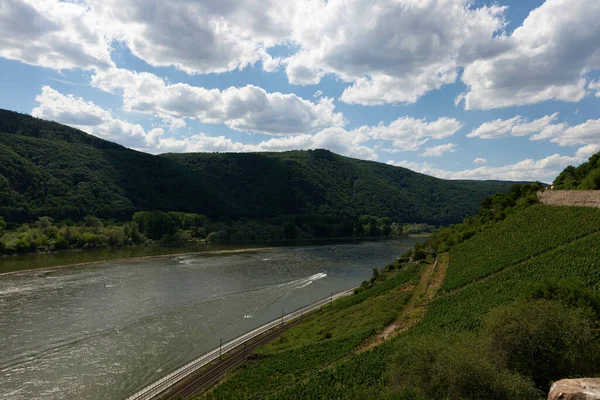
[390,335,541,400]
[482,299,600,390]
[206,232,220,243]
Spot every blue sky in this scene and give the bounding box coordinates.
[1,0,599,182]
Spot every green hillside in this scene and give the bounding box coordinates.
[197,203,600,399]
[0,109,516,226]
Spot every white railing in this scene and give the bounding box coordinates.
[124,288,355,400]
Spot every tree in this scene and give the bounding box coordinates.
[206,232,220,243]
[0,216,6,233]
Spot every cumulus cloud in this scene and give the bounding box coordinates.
[31,86,159,149]
[29,86,374,159]
[0,0,112,70]
[5,0,600,112]
[421,143,456,157]
[91,68,344,135]
[363,117,463,152]
[533,118,600,147]
[285,0,507,105]
[460,0,600,109]
[467,113,560,139]
[468,113,600,152]
[155,128,377,160]
[87,0,296,74]
[473,158,487,165]
[589,80,600,97]
[388,153,579,182]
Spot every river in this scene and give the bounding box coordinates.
[0,238,419,399]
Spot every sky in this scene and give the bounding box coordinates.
[1,0,599,183]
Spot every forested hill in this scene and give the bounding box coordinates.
[0,109,516,225]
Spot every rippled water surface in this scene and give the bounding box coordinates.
[0,239,419,399]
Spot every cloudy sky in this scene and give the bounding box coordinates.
[1,0,599,182]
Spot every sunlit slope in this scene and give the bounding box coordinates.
[418,205,600,333]
[441,205,600,292]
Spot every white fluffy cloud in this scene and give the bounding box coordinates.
[31,86,160,149]
[5,0,600,111]
[88,0,295,74]
[468,113,600,152]
[589,80,600,97]
[533,119,600,147]
[460,0,600,109]
[29,86,374,159]
[285,0,507,105]
[91,68,344,135]
[156,128,377,160]
[0,0,112,70]
[388,153,579,182]
[473,158,487,165]
[364,117,463,152]
[421,143,456,157]
[467,113,560,139]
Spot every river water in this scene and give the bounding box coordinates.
[0,239,419,399]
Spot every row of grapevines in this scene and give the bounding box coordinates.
[442,205,600,292]
[202,330,372,399]
[418,231,600,334]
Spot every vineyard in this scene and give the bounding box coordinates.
[419,227,600,333]
[441,205,600,292]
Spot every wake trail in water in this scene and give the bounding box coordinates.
[219,272,328,331]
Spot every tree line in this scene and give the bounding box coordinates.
[0,211,434,255]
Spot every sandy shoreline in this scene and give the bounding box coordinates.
[0,247,274,277]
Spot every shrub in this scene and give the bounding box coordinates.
[390,335,541,400]
[206,232,220,243]
[482,300,600,390]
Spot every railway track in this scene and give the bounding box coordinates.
[157,317,305,399]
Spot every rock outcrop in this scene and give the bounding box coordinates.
[548,379,600,400]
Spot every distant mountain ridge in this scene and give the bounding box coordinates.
[0,109,517,225]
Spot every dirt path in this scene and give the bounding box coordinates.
[357,253,449,352]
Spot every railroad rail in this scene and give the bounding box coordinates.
[124,288,355,400]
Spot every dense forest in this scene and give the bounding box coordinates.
[553,150,600,189]
[0,109,518,228]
